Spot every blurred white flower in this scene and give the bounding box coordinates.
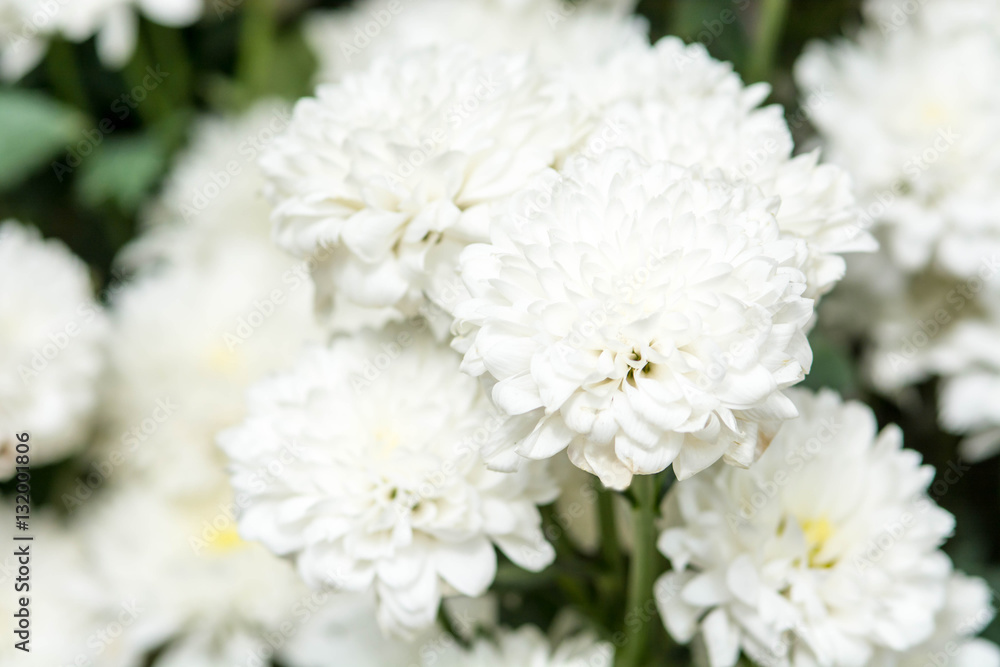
[434,625,613,667]
[796,3,1000,279]
[0,506,133,666]
[585,36,871,298]
[98,105,322,498]
[305,0,646,84]
[0,220,106,478]
[78,483,315,667]
[219,324,559,638]
[940,371,1000,462]
[871,572,1000,667]
[655,389,956,667]
[0,0,203,79]
[454,150,813,488]
[260,46,584,331]
[279,592,431,667]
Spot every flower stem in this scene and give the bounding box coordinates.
[598,485,624,574]
[615,474,659,667]
[746,0,790,83]
[46,39,89,110]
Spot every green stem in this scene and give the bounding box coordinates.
[615,475,659,667]
[598,486,624,574]
[122,36,172,124]
[746,0,791,83]
[236,0,276,102]
[46,39,89,110]
[145,22,192,109]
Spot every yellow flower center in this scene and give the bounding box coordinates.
[799,517,835,568]
[206,526,245,554]
[205,343,244,376]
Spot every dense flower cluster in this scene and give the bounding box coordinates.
[799,0,1000,460]
[4,1,999,666]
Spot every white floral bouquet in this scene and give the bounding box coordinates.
[1,0,999,666]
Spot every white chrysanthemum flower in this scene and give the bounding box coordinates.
[578,36,871,299]
[0,0,202,78]
[219,324,560,638]
[434,625,613,667]
[796,6,1000,279]
[98,107,323,498]
[305,0,647,84]
[454,150,813,488]
[655,389,956,667]
[0,221,106,479]
[0,504,135,667]
[871,572,1000,667]
[260,46,584,330]
[77,483,315,667]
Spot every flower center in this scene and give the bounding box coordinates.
[799,517,836,568]
[205,526,246,555]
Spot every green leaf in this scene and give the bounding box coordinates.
[75,132,168,214]
[802,331,858,396]
[0,89,88,189]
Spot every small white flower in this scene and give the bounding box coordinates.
[434,625,613,667]
[78,483,313,667]
[260,46,584,330]
[0,220,107,478]
[454,150,813,488]
[218,324,559,638]
[655,389,956,667]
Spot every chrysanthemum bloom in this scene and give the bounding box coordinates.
[796,1,1000,278]
[453,150,813,488]
[218,324,559,638]
[305,0,647,84]
[0,220,107,478]
[434,625,613,667]
[260,46,584,331]
[655,389,957,667]
[0,0,202,79]
[571,36,872,299]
